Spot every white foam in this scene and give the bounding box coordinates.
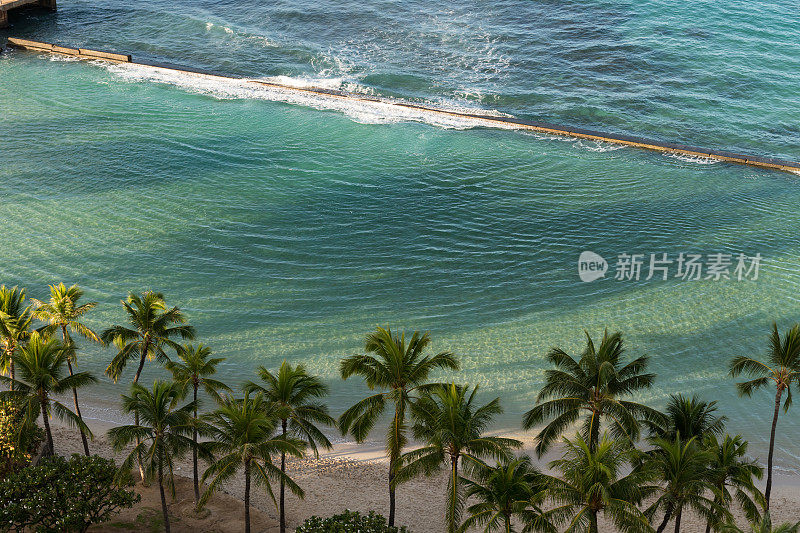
[48,54,82,63]
[520,130,567,142]
[575,139,626,153]
[256,75,376,97]
[666,152,720,165]
[247,35,278,48]
[257,74,348,91]
[520,130,628,155]
[104,61,521,130]
[204,22,277,47]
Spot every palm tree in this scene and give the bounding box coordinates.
[339,327,459,526]
[459,456,555,533]
[523,330,664,457]
[0,285,33,388]
[201,392,305,533]
[101,291,195,384]
[101,291,195,480]
[645,436,723,533]
[396,383,521,533]
[645,394,727,442]
[165,343,231,508]
[546,434,654,533]
[721,512,800,533]
[0,332,96,455]
[704,434,764,533]
[32,282,102,456]
[108,380,198,533]
[243,360,335,533]
[729,323,800,509]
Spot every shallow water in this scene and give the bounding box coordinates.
[2,0,800,471]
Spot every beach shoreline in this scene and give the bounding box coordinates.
[49,410,800,532]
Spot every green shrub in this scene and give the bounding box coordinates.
[0,454,140,532]
[0,399,44,478]
[296,509,409,533]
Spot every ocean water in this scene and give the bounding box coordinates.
[2,1,800,470]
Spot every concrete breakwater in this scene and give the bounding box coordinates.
[5,37,800,174]
[6,37,131,62]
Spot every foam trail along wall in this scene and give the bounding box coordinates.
[5,38,800,174]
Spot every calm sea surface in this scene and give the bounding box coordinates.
[2,0,800,470]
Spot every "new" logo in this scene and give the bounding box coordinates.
[578,251,608,282]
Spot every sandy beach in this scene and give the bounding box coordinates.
[47,417,800,533]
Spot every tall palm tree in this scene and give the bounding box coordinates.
[0,285,33,388]
[645,394,727,442]
[165,343,231,508]
[102,291,194,480]
[704,434,764,533]
[396,383,521,533]
[459,456,555,533]
[339,327,459,526]
[243,360,335,533]
[720,512,800,533]
[0,332,96,455]
[546,434,654,533]
[645,436,723,533]
[101,291,195,384]
[523,330,664,457]
[729,323,800,509]
[201,392,305,533]
[32,282,102,456]
[108,380,198,533]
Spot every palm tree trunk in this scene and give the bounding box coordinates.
[133,349,147,482]
[448,454,459,533]
[132,345,148,385]
[673,508,682,533]
[388,456,396,527]
[193,384,199,507]
[61,325,90,456]
[703,505,714,533]
[765,387,782,510]
[280,418,287,533]
[588,408,600,452]
[66,360,90,456]
[6,346,14,391]
[505,514,512,533]
[656,505,674,533]
[40,397,54,456]
[590,510,599,533]
[705,490,723,533]
[244,460,251,533]
[158,452,171,533]
[134,409,144,482]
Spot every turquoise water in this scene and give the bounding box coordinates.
[2,1,800,470]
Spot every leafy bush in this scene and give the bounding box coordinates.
[0,454,140,532]
[296,509,409,533]
[0,399,43,479]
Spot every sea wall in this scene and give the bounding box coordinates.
[7,38,131,62]
[4,37,800,174]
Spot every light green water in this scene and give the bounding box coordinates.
[2,0,800,471]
